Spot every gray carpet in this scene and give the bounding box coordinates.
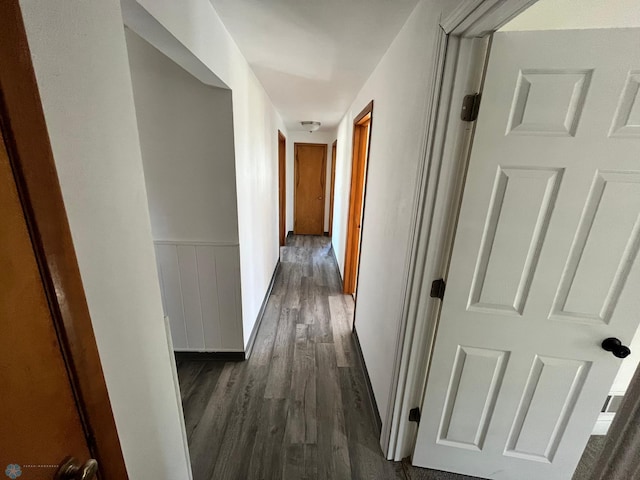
[402,436,606,480]
[572,435,606,480]
[402,458,482,480]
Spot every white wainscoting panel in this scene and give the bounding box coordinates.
[154,241,243,351]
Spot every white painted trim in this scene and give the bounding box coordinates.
[443,0,539,37]
[163,314,194,480]
[153,240,240,247]
[593,413,614,435]
[387,0,542,461]
[440,0,488,34]
[610,390,628,397]
[384,24,449,458]
[386,34,491,461]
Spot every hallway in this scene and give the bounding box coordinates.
[177,236,405,479]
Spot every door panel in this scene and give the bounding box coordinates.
[469,167,563,314]
[0,133,92,478]
[504,356,589,463]
[413,29,640,480]
[551,171,640,324]
[294,143,327,235]
[610,71,640,138]
[439,346,509,451]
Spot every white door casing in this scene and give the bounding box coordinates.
[413,28,640,480]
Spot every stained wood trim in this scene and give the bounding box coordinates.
[293,142,328,235]
[0,3,128,478]
[354,100,374,125]
[328,140,337,237]
[278,130,287,246]
[343,101,374,296]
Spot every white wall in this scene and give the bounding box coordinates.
[285,130,337,234]
[332,0,455,441]
[501,0,640,31]
[126,0,288,348]
[125,29,244,352]
[125,29,238,244]
[155,242,244,351]
[18,0,192,478]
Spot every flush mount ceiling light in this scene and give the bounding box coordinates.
[301,121,321,133]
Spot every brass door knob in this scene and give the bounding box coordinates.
[55,457,98,480]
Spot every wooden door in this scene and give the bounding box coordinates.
[0,132,94,478]
[413,29,640,480]
[0,2,126,476]
[343,102,373,295]
[278,131,287,246]
[294,143,327,235]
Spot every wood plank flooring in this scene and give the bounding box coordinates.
[177,235,404,480]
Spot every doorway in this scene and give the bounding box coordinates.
[328,140,337,237]
[279,131,287,246]
[294,143,327,235]
[0,130,98,479]
[0,3,126,474]
[343,101,373,296]
[410,11,640,480]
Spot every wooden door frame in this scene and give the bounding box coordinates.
[343,101,373,296]
[0,2,128,478]
[278,130,287,246]
[293,142,327,235]
[328,140,337,237]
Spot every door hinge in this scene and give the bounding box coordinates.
[430,278,446,300]
[409,407,421,423]
[461,93,481,122]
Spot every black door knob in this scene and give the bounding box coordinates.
[602,338,631,359]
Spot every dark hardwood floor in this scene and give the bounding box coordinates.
[177,235,404,480]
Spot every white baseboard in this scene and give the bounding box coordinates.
[593,412,615,435]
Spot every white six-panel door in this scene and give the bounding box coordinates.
[413,28,640,480]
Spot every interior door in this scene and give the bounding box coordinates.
[279,131,287,246]
[413,28,640,480]
[294,143,327,235]
[0,132,97,479]
[328,140,337,237]
[343,107,372,296]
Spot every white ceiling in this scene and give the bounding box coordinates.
[209,0,419,132]
[502,0,640,31]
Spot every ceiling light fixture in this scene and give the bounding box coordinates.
[301,121,321,133]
